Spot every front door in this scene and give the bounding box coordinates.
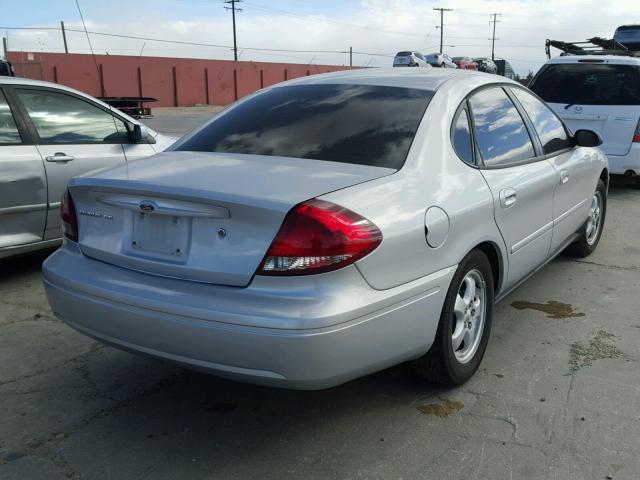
[12,87,130,240]
[0,88,47,251]
[509,87,599,253]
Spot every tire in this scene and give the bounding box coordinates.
[414,250,494,385]
[565,179,606,257]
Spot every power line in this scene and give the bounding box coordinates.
[0,25,397,61]
[433,7,453,54]
[489,13,501,61]
[243,1,429,38]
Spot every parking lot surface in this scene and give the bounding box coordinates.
[1,108,639,480]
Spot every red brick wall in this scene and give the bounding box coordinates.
[8,51,356,107]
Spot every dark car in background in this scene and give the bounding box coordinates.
[474,58,498,74]
[0,60,13,77]
[495,59,516,79]
[614,25,640,50]
[452,57,478,70]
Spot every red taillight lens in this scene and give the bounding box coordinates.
[258,199,382,276]
[60,189,78,242]
[633,118,640,143]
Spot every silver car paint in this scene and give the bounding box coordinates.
[42,69,608,389]
[0,77,175,258]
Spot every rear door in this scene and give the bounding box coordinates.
[530,62,640,156]
[510,87,598,253]
[11,87,130,240]
[0,87,47,249]
[469,86,557,289]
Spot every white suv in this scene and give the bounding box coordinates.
[529,55,640,180]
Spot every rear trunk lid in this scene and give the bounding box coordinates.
[549,103,640,156]
[69,152,393,286]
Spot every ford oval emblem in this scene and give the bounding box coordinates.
[139,203,155,213]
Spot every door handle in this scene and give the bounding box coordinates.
[499,188,517,208]
[45,152,75,163]
[560,170,570,185]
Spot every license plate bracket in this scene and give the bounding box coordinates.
[131,212,190,259]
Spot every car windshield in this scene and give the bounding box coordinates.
[175,84,434,170]
[530,63,640,105]
[396,52,412,56]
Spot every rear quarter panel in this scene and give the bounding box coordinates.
[321,78,508,292]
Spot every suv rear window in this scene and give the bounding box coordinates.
[530,63,640,105]
[396,52,412,56]
[176,84,433,169]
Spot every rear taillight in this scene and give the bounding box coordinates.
[258,199,382,276]
[633,118,640,143]
[60,189,78,242]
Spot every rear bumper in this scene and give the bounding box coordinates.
[607,144,640,176]
[43,244,454,389]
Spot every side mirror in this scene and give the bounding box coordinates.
[574,129,603,147]
[131,124,150,143]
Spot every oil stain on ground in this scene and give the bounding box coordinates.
[569,330,623,373]
[417,399,464,417]
[511,300,585,319]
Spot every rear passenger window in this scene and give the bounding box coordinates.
[452,108,474,165]
[0,91,21,144]
[469,87,535,167]
[512,88,571,155]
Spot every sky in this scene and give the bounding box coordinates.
[1,0,637,75]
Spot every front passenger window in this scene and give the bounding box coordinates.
[17,90,129,144]
[469,87,535,166]
[511,88,572,155]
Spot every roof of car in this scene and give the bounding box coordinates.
[544,55,640,65]
[0,75,96,95]
[279,68,499,91]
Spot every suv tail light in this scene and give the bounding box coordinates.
[633,118,640,143]
[258,199,382,276]
[60,189,78,242]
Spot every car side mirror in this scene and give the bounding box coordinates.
[132,123,149,143]
[574,129,603,147]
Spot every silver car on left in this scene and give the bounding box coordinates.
[0,77,175,258]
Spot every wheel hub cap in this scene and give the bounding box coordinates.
[452,269,487,364]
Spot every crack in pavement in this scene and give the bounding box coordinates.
[0,343,105,388]
[571,259,639,271]
[0,371,186,467]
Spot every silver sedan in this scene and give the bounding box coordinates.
[43,69,608,389]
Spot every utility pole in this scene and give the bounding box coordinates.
[349,46,352,67]
[433,7,452,54]
[60,21,69,54]
[2,37,7,60]
[489,13,501,61]
[224,0,242,61]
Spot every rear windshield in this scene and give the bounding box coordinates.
[615,28,640,42]
[175,84,433,169]
[396,51,412,56]
[530,63,640,105]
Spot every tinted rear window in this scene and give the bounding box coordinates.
[396,51,412,56]
[530,63,640,105]
[176,84,433,169]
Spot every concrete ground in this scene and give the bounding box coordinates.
[1,108,640,479]
[144,106,224,136]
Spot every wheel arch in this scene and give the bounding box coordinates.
[599,167,609,192]
[472,241,504,296]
